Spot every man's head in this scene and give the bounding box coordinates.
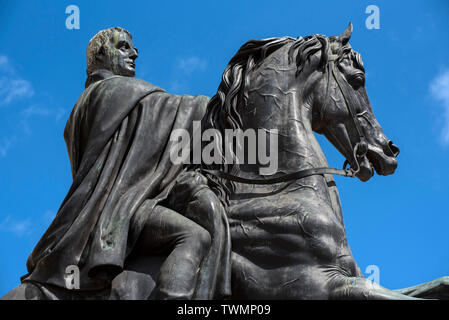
[86,27,138,77]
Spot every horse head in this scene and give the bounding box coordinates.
[202,23,399,185]
[309,23,400,181]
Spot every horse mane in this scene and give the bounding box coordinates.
[198,34,355,203]
[202,37,295,134]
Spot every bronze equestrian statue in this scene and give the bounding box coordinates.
[2,24,448,300]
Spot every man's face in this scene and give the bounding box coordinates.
[107,31,138,77]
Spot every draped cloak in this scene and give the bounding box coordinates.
[20,70,231,298]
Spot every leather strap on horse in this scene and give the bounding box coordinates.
[200,167,356,185]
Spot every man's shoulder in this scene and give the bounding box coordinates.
[94,76,165,96]
[71,76,166,128]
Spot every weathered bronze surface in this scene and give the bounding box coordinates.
[2,24,448,300]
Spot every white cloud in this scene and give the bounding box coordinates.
[21,105,65,120]
[170,56,207,93]
[0,55,13,74]
[0,54,34,106]
[19,105,66,134]
[0,78,34,105]
[177,56,207,74]
[0,55,8,66]
[0,210,55,238]
[0,215,32,237]
[430,70,449,144]
[0,137,13,157]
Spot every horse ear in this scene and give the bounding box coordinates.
[340,22,353,45]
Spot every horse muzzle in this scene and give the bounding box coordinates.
[365,140,399,177]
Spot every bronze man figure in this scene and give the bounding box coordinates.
[3,27,231,300]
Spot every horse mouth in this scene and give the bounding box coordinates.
[356,144,398,181]
[356,156,374,182]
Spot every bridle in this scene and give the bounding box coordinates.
[201,44,367,185]
[325,51,368,173]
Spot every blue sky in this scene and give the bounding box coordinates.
[0,0,448,296]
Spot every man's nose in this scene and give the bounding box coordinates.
[130,48,138,60]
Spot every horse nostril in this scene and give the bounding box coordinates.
[388,140,400,157]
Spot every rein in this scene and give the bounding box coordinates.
[200,167,355,185]
[201,48,365,185]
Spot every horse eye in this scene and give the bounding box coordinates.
[348,73,365,88]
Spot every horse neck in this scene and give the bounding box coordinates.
[233,53,344,223]
[238,79,345,223]
[279,91,327,172]
[241,81,328,175]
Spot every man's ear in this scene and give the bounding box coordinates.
[96,46,107,63]
[94,46,112,71]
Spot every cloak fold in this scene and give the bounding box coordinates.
[21,70,230,298]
